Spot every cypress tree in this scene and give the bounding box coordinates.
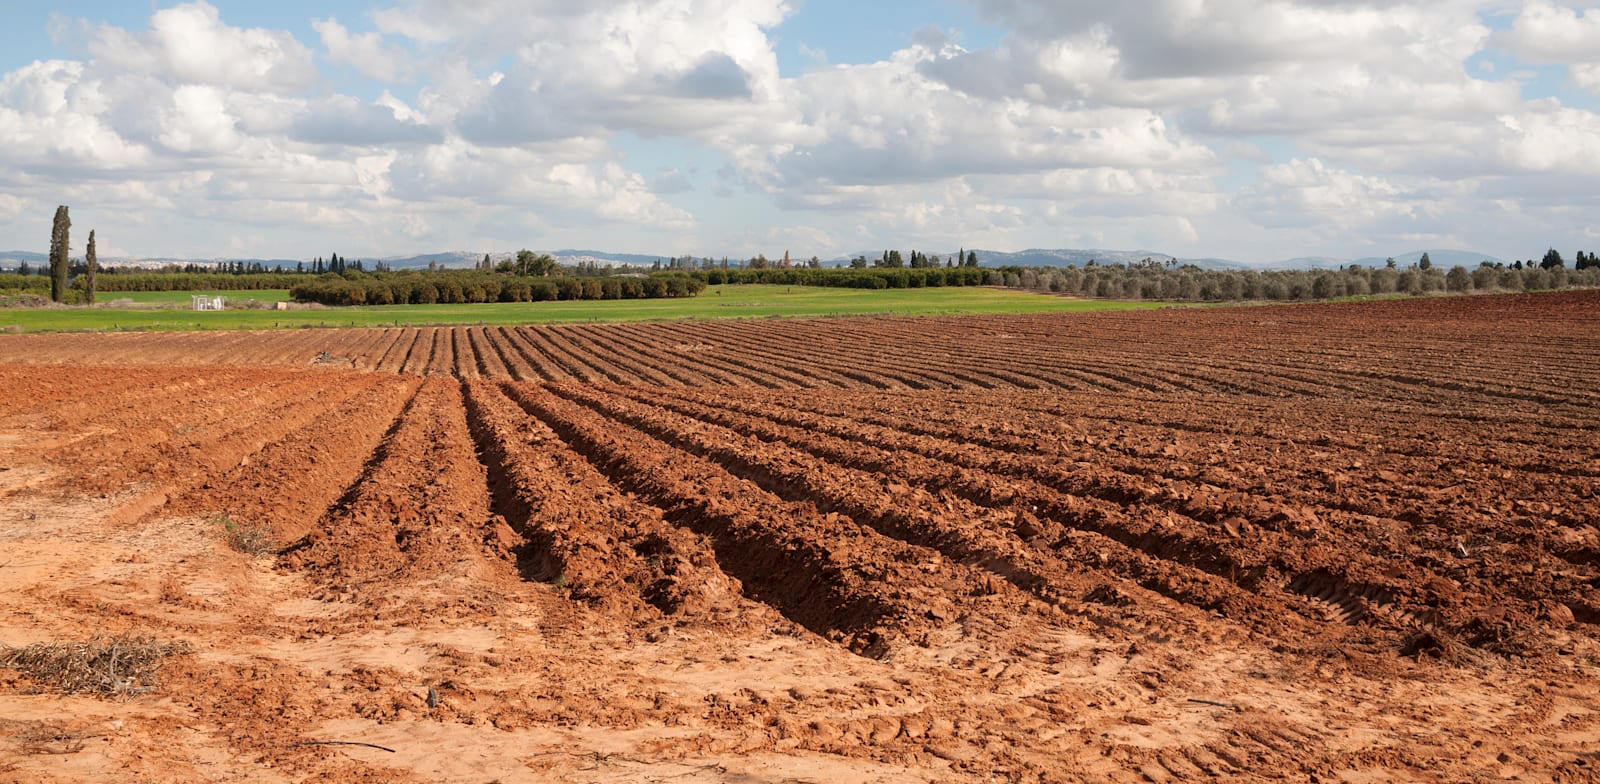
[49,205,70,303]
[85,229,97,305]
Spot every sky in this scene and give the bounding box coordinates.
[2,1,1600,264]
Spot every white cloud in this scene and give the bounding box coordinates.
[732,41,1214,204]
[0,193,26,220]
[3,0,1600,263]
[668,52,754,99]
[89,2,318,94]
[1240,158,1420,228]
[1493,106,1600,174]
[377,0,786,98]
[313,18,413,83]
[1574,63,1600,93]
[0,2,709,257]
[384,138,693,230]
[290,95,442,146]
[1494,1,1600,95]
[384,1,794,150]
[0,60,149,173]
[158,85,241,154]
[1494,1,1600,63]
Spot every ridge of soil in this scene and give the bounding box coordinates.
[2,291,1598,782]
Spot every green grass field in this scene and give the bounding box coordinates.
[0,284,1164,333]
[106,289,294,305]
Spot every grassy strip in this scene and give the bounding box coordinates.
[0,285,1164,333]
[107,289,293,305]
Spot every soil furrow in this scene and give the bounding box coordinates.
[583,384,1302,639]
[169,373,422,543]
[282,377,511,604]
[460,379,739,619]
[599,385,1362,644]
[500,380,995,657]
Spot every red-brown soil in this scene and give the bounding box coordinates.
[1,290,1598,782]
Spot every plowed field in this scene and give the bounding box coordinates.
[2,290,1598,782]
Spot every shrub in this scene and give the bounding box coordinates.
[219,516,274,556]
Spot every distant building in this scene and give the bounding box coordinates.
[192,295,225,311]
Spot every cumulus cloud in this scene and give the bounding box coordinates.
[290,95,443,146]
[0,2,707,256]
[377,0,784,90]
[1493,1,1600,95]
[0,193,27,220]
[4,0,1600,263]
[89,1,317,94]
[820,53,1169,172]
[381,137,693,231]
[313,18,413,82]
[452,68,595,147]
[1574,63,1600,93]
[1238,158,1423,229]
[0,60,149,174]
[668,52,753,99]
[382,0,785,137]
[157,84,241,154]
[1494,1,1600,63]
[1494,107,1600,174]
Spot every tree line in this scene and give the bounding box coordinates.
[578,247,981,273]
[1,271,307,295]
[12,207,1596,307]
[288,270,704,306]
[846,248,981,269]
[689,266,990,288]
[9,252,394,278]
[993,255,1600,301]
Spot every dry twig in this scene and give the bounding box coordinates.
[0,634,189,698]
[289,740,398,753]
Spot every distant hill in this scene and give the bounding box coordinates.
[0,246,1513,274]
[550,249,669,267]
[376,250,667,270]
[0,250,46,270]
[1261,256,1349,271]
[377,251,500,270]
[1181,257,1256,270]
[834,248,1253,271]
[0,248,671,273]
[1,250,307,271]
[1348,249,1504,269]
[977,248,1182,268]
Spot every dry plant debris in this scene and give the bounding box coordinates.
[2,634,190,698]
